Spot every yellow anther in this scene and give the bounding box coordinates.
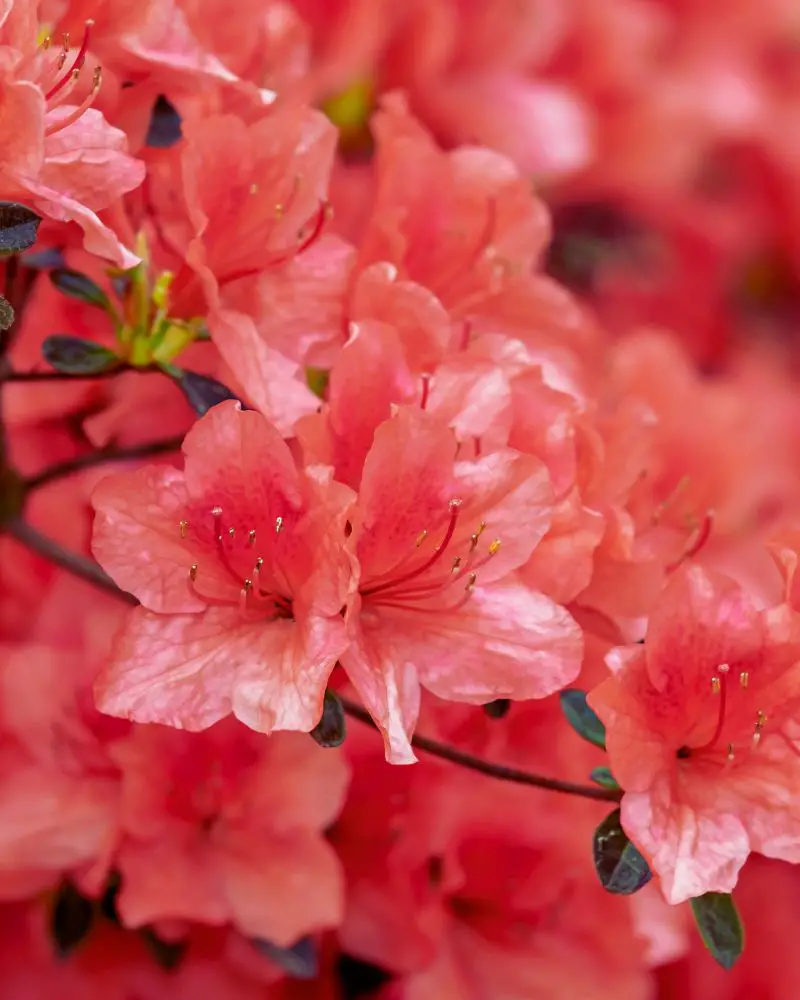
[179,519,188,539]
[711,676,721,694]
[488,539,502,556]
[415,529,428,547]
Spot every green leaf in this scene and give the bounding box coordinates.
[42,335,120,375]
[310,689,346,748]
[172,368,241,416]
[559,689,606,749]
[306,366,329,399]
[690,892,745,970]
[50,269,112,311]
[252,936,318,979]
[589,766,621,791]
[593,808,652,895]
[0,202,41,255]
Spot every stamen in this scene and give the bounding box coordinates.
[415,530,428,547]
[44,20,94,101]
[228,527,235,538]
[488,539,501,555]
[248,529,257,545]
[651,475,691,525]
[666,510,714,573]
[739,671,749,689]
[753,710,767,747]
[239,580,253,612]
[694,666,729,753]
[44,66,103,137]
[362,499,463,597]
[275,516,284,534]
[189,564,198,581]
[711,676,721,694]
[179,520,188,539]
[727,743,735,761]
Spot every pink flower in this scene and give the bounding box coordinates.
[589,564,800,903]
[341,406,583,762]
[91,400,355,735]
[110,721,347,943]
[0,15,143,266]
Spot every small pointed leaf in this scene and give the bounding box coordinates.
[145,95,182,148]
[50,881,95,957]
[174,369,242,416]
[593,808,652,895]
[252,935,318,979]
[560,689,606,749]
[310,689,346,748]
[50,269,111,311]
[42,335,121,375]
[589,766,621,791]
[690,892,745,970]
[0,202,41,255]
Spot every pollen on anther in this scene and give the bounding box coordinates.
[275,516,284,534]
[189,564,198,581]
[711,676,722,694]
[739,671,750,688]
[179,519,188,538]
[415,529,428,547]
[488,539,502,556]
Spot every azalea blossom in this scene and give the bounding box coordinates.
[589,565,800,903]
[91,400,355,735]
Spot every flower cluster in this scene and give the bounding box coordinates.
[2,0,800,996]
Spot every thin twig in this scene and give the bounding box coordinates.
[5,518,137,604]
[6,518,620,803]
[1,366,132,382]
[25,436,184,491]
[338,696,621,803]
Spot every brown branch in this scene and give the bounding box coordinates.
[5,518,137,604]
[338,696,621,803]
[25,436,184,491]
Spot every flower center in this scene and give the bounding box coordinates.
[178,506,293,620]
[682,663,768,763]
[360,499,501,613]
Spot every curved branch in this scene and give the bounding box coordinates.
[338,696,621,803]
[6,518,137,604]
[25,435,184,491]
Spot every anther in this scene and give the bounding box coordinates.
[420,374,432,411]
[179,519,188,539]
[255,557,264,570]
[275,202,284,218]
[415,530,428,547]
[189,564,198,581]
[451,557,462,572]
[711,676,721,694]
[228,527,235,539]
[727,743,735,761]
[466,572,477,591]
[739,671,750,689]
[248,529,256,545]
[488,539,501,556]
[275,516,284,534]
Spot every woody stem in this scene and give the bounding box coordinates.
[338,696,622,803]
[24,435,184,491]
[5,518,621,804]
